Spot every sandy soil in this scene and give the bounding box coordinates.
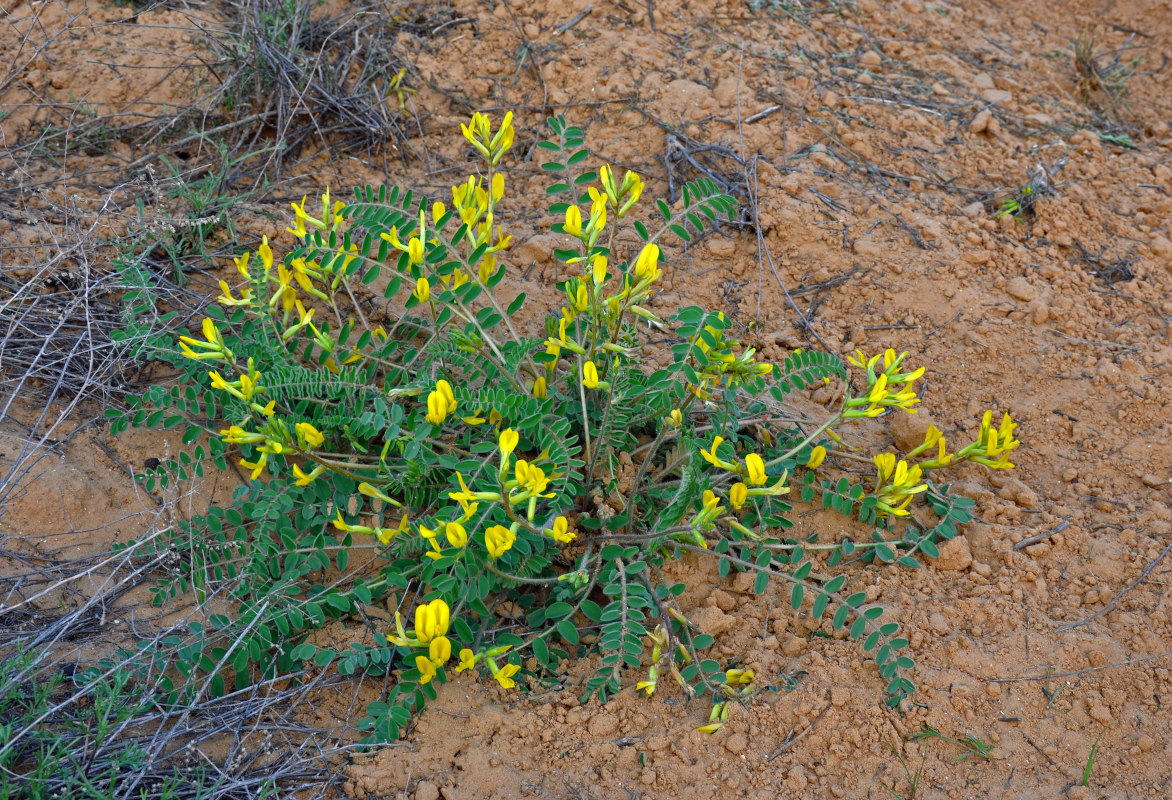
[3,0,1172,797]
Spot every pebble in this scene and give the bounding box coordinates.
[860,50,882,70]
[1005,277,1038,301]
[982,89,1013,104]
[725,733,748,754]
[1151,235,1172,261]
[415,781,440,800]
[890,409,933,451]
[934,535,973,571]
[970,110,1000,136]
[587,711,619,737]
[707,238,737,258]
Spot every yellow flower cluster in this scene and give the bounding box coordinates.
[387,599,452,685]
[904,411,1019,472]
[844,349,923,418]
[689,314,773,393]
[871,453,928,517]
[959,411,1019,469]
[598,164,645,218]
[698,668,756,733]
[461,111,515,165]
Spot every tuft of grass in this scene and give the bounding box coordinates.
[1073,32,1142,125]
[909,725,994,763]
[882,741,925,800]
[1081,728,1107,787]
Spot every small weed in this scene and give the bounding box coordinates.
[1082,728,1107,786]
[994,165,1051,223]
[1073,32,1142,124]
[147,137,271,282]
[910,725,994,763]
[882,742,925,800]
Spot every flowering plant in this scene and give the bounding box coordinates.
[116,113,1019,741]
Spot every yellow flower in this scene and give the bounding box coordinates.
[432,201,446,223]
[408,237,423,266]
[532,376,547,398]
[415,655,437,685]
[374,516,408,545]
[564,205,583,237]
[414,599,450,643]
[547,516,576,543]
[618,171,644,217]
[239,457,266,480]
[233,251,251,278]
[725,668,754,685]
[700,436,733,470]
[582,361,599,389]
[572,283,588,314]
[730,482,748,510]
[667,408,683,427]
[444,521,468,548]
[514,460,551,497]
[429,635,452,666]
[380,226,406,251]
[414,277,430,302]
[219,424,264,445]
[499,428,519,468]
[633,243,661,283]
[493,662,520,689]
[358,482,403,508]
[636,666,658,696]
[591,255,607,287]
[744,453,766,485]
[491,172,505,203]
[217,279,252,307]
[455,648,476,672]
[292,463,325,486]
[806,445,827,469]
[478,253,496,284]
[296,422,325,450]
[179,317,231,361]
[425,379,458,425]
[258,236,273,271]
[485,524,515,558]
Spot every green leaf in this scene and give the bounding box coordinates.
[790,584,804,610]
[692,634,714,650]
[506,293,526,315]
[754,571,769,595]
[557,619,579,645]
